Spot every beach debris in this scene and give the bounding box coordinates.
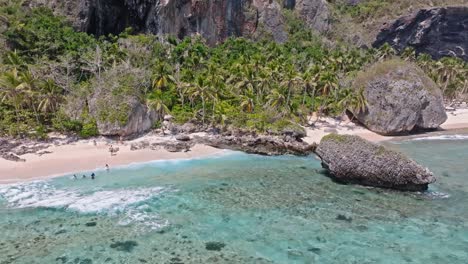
[315,134,435,191]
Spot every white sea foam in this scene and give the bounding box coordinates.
[409,134,468,141]
[0,181,167,212]
[118,207,169,230]
[425,191,451,199]
[0,181,170,230]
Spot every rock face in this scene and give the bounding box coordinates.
[195,134,316,156]
[88,66,158,137]
[374,7,468,61]
[89,97,158,138]
[350,59,447,135]
[315,134,435,191]
[29,0,330,44]
[293,0,330,33]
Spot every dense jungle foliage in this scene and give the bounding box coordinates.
[0,1,467,138]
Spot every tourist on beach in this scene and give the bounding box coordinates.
[105,164,110,171]
[91,173,95,180]
[93,139,97,146]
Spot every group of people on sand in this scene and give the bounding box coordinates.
[72,164,110,180]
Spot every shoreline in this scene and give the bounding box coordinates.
[1,109,468,184]
[0,141,224,184]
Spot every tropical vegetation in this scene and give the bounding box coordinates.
[0,2,467,138]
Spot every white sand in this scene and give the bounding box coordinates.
[303,117,391,145]
[0,135,222,184]
[1,109,467,184]
[441,108,468,130]
[303,108,468,144]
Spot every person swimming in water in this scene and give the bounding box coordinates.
[91,173,95,180]
[73,174,77,180]
[82,174,86,179]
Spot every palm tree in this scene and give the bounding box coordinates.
[280,64,304,107]
[266,88,287,115]
[0,68,29,121]
[152,61,173,90]
[187,76,216,123]
[302,65,320,107]
[146,90,170,117]
[38,79,64,114]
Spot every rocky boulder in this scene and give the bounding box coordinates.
[195,134,315,156]
[374,7,468,61]
[315,134,435,191]
[349,59,447,135]
[88,66,158,137]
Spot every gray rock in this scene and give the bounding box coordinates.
[315,134,435,191]
[88,66,159,137]
[29,0,333,45]
[29,0,267,45]
[152,141,194,152]
[196,134,316,156]
[163,115,173,121]
[350,60,447,135]
[255,0,289,43]
[294,0,330,33]
[176,122,199,134]
[1,153,26,162]
[282,126,306,139]
[374,7,468,61]
[175,134,191,141]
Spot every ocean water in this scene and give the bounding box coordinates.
[0,137,467,264]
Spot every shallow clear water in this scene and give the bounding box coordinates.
[0,137,467,264]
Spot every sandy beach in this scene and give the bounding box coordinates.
[0,136,222,184]
[1,109,468,184]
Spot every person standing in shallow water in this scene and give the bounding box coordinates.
[105,164,109,172]
[91,173,95,180]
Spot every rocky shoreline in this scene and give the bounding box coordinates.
[0,124,316,164]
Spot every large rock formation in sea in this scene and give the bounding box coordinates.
[315,134,436,191]
[373,7,468,61]
[349,59,447,135]
[28,0,330,44]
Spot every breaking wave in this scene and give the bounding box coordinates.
[0,181,169,230]
[408,134,468,141]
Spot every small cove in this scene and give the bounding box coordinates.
[0,135,467,264]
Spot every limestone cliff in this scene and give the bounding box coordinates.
[374,7,468,61]
[27,0,330,44]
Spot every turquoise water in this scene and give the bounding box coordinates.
[0,136,468,264]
